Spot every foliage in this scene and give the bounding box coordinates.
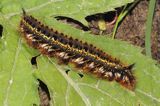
[0,0,160,106]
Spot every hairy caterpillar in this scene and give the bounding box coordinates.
[19,10,135,90]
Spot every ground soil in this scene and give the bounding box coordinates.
[116,0,160,62]
[87,0,160,62]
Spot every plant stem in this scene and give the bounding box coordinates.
[112,0,140,39]
[145,0,156,57]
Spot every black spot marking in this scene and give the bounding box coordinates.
[0,24,3,38]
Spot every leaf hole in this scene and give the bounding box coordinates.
[78,73,84,78]
[31,54,40,68]
[85,10,118,26]
[38,79,51,106]
[54,16,90,31]
[0,24,3,38]
[65,69,70,74]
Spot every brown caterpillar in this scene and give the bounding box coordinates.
[19,10,135,90]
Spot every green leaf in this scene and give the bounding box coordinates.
[34,18,160,105]
[1,0,160,106]
[0,17,39,105]
[1,0,134,24]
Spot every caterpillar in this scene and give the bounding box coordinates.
[19,9,135,90]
